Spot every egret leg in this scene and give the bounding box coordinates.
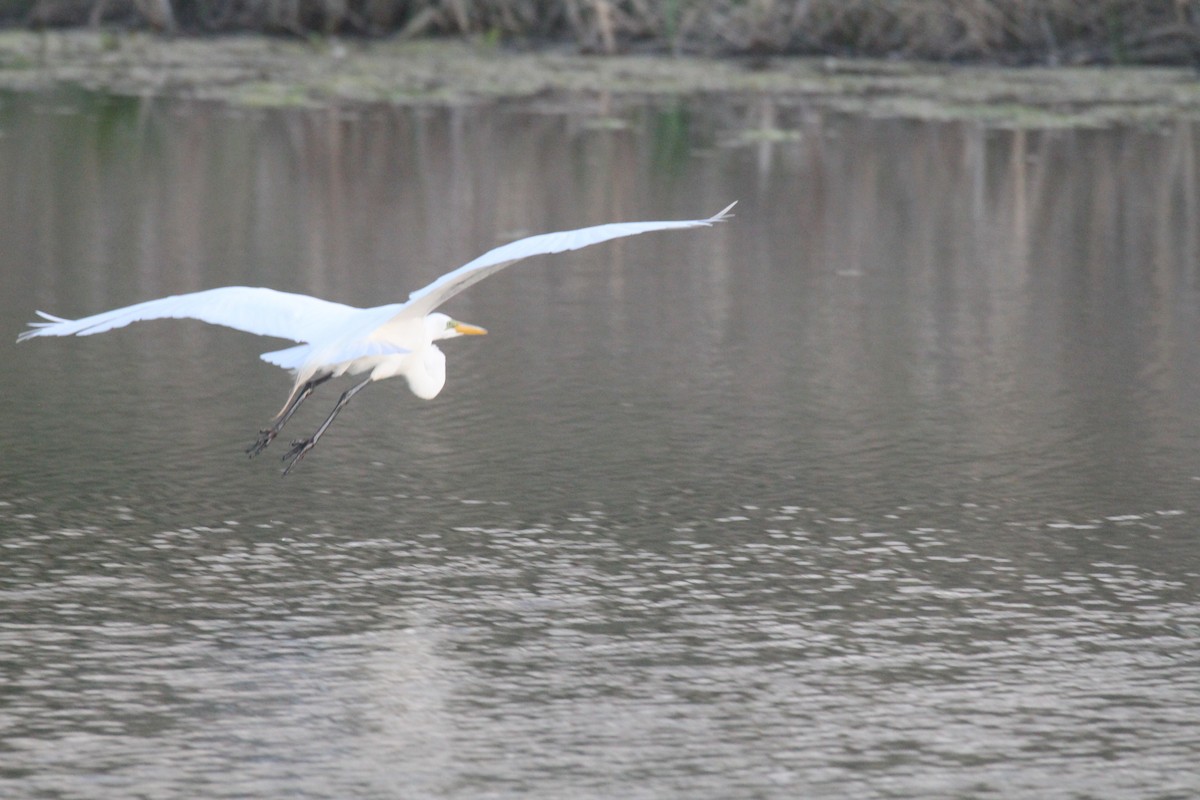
[247,373,333,457]
[281,377,372,476]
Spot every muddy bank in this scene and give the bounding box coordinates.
[1,30,1198,127]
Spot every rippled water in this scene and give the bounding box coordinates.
[1,90,1198,798]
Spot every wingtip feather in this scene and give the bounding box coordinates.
[16,311,71,342]
[709,201,737,223]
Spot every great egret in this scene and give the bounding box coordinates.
[19,202,735,474]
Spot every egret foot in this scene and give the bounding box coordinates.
[282,438,314,475]
[277,377,373,476]
[247,429,276,457]
[247,372,334,460]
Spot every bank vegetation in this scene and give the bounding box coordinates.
[6,0,1200,65]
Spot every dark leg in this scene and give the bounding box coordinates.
[247,373,333,457]
[281,377,372,476]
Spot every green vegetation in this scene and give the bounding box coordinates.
[4,0,1200,65]
[2,30,1199,126]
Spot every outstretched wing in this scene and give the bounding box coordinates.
[400,202,736,318]
[17,286,360,344]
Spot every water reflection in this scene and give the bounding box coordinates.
[1,90,1199,799]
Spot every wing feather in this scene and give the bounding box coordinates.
[17,286,359,344]
[400,202,736,318]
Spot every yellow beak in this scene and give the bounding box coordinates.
[453,321,488,336]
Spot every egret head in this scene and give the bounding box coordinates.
[427,312,487,341]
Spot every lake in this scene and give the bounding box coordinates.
[1,88,1198,798]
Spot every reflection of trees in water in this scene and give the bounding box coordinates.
[8,92,1197,315]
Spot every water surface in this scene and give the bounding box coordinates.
[1,90,1198,798]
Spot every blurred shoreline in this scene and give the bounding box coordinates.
[8,2,1200,66]
[0,28,1198,126]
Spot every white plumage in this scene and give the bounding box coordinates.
[19,202,735,473]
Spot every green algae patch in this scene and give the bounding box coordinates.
[231,80,318,108]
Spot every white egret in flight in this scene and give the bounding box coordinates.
[19,203,735,474]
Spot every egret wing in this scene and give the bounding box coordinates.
[400,202,736,318]
[17,286,359,344]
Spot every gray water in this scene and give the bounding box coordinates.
[1,89,1198,798]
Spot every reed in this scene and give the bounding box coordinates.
[11,0,1200,64]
